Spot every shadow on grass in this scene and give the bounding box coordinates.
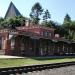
[28,56,75,61]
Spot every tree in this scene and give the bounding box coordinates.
[63,14,71,31]
[30,2,43,24]
[0,17,4,28]
[70,21,75,40]
[0,16,27,29]
[42,21,51,27]
[42,20,58,28]
[63,14,71,24]
[49,21,68,37]
[43,9,50,22]
[8,16,27,29]
[62,14,72,39]
[42,20,68,37]
[55,25,69,37]
[0,17,4,23]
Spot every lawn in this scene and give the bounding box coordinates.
[0,57,75,68]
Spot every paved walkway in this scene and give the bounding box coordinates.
[0,55,75,59]
[0,55,24,59]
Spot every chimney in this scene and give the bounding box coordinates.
[55,34,60,38]
[25,20,30,26]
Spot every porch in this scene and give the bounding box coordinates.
[9,35,75,56]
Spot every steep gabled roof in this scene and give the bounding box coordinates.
[5,2,21,19]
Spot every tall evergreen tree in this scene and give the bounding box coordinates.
[30,2,43,24]
[63,14,71,24]
[70,21,75,40]
[63,14,73,39]
[63,14,71,30]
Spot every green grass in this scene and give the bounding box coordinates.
[0,57,75,68]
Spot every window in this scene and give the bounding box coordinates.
[0,37,2,50]
[43,31,51,37]
[43,31,48,37]
[45,32,48,36]
[49,33,51,37]
[11,39,15,50]
[21,43,25,51]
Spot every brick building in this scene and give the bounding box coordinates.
[0,2,75,56]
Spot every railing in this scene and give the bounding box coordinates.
[0,61,75,74]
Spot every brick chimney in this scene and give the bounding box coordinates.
[25,20,31,26]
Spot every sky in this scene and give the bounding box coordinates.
[0,0,75,23]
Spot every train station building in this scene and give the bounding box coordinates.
[0,2,75,56]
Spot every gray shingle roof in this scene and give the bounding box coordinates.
[5,2,21,19]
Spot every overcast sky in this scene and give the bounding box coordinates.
[0,0,75,23]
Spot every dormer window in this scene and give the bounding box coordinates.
[43,31,52,37]
[43,31,48,37]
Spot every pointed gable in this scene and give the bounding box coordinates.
[5,2,22,19]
